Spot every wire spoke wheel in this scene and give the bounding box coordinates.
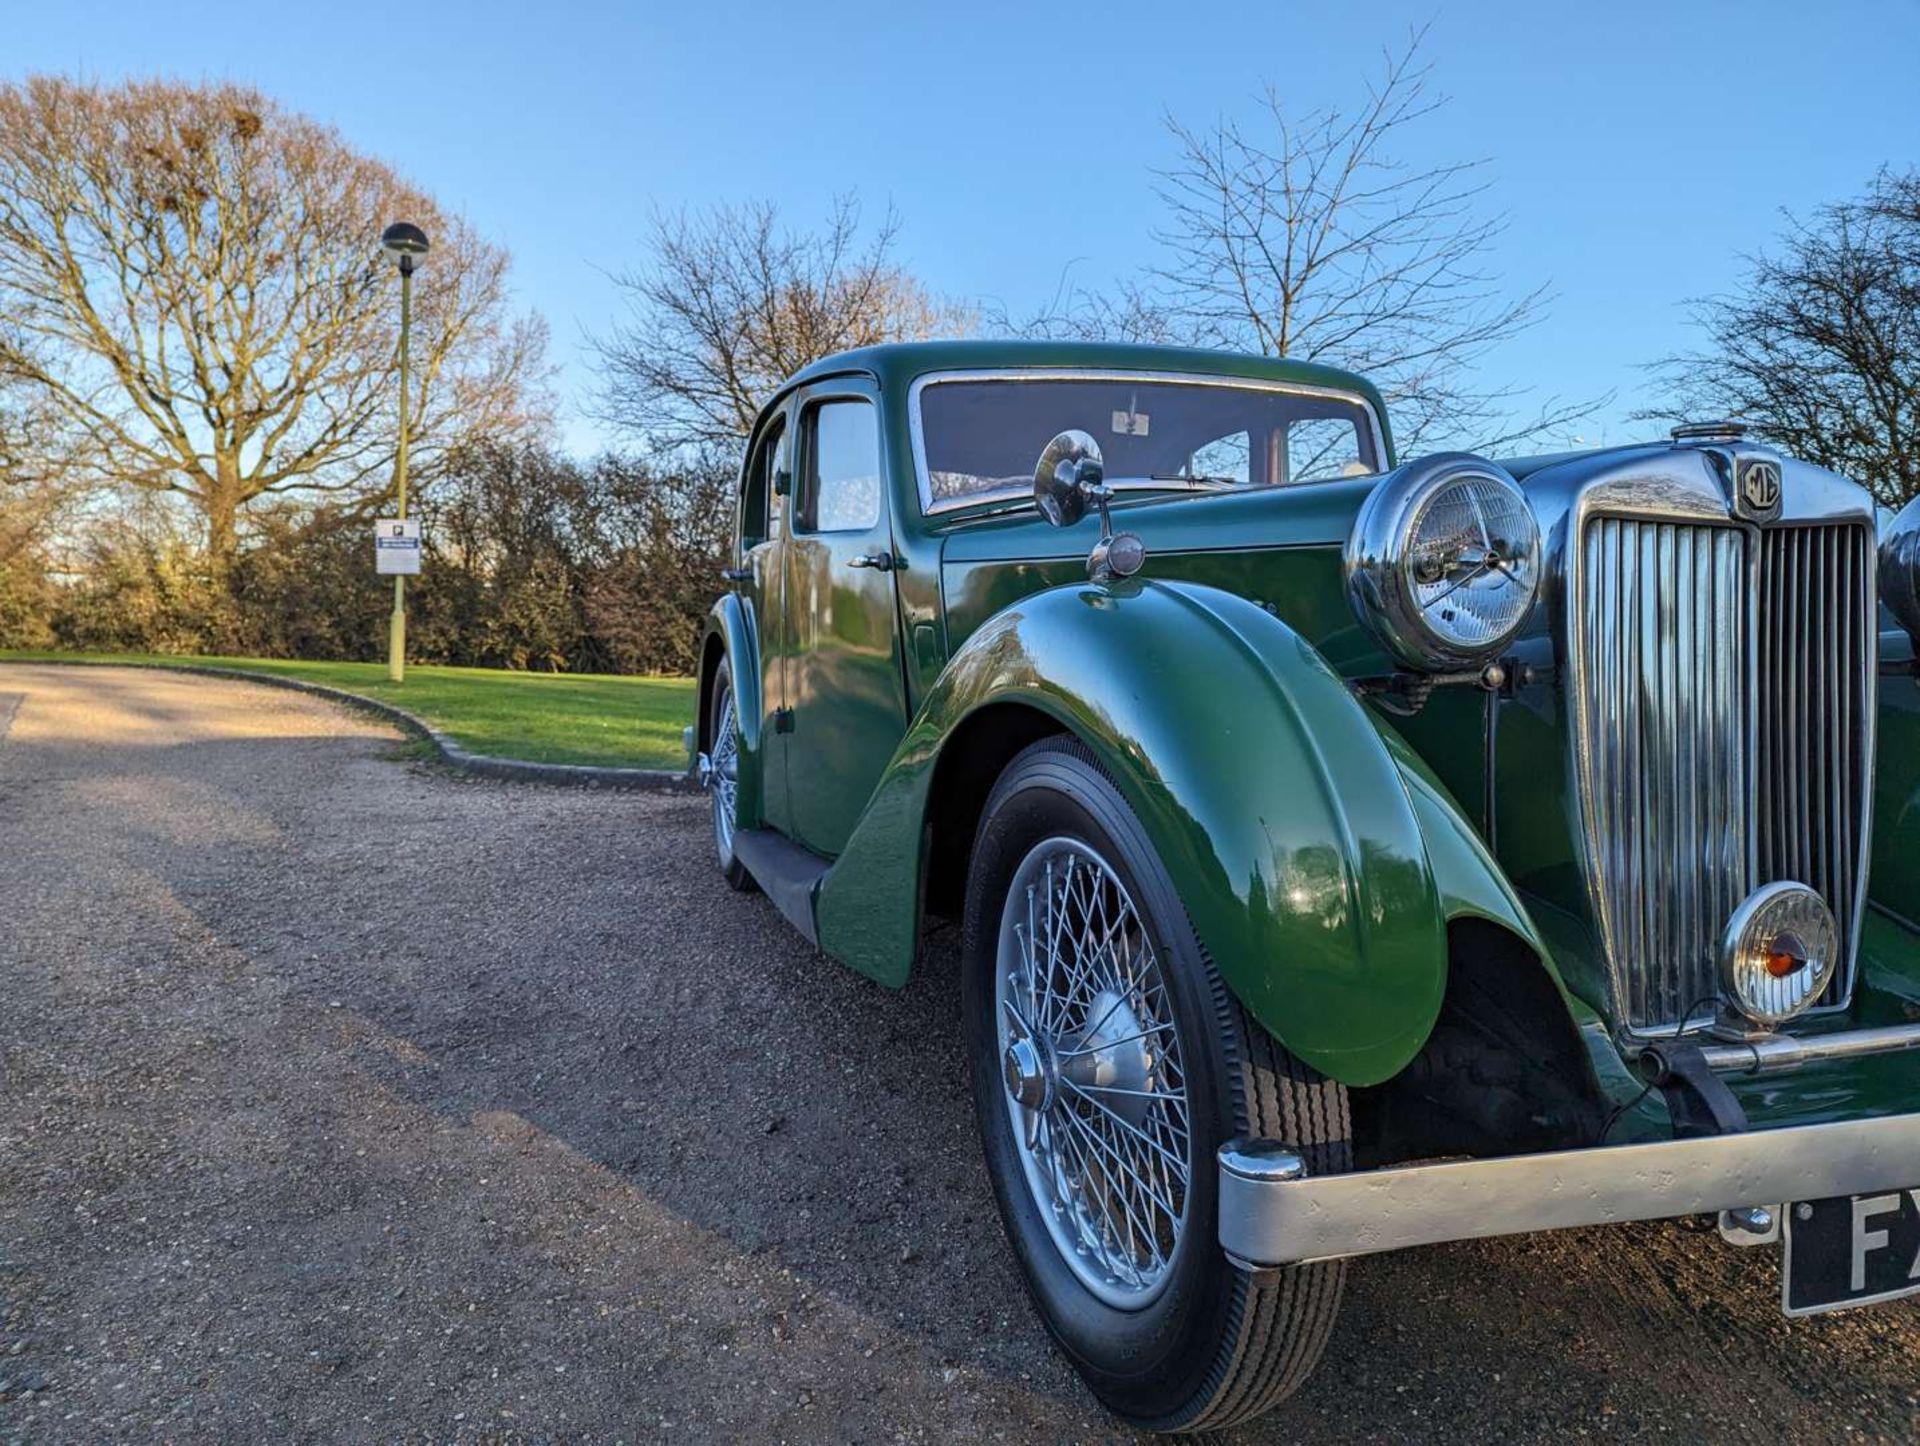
[709,679,740,860]
[994,836,1191,1309]
[966,738,1349,1429]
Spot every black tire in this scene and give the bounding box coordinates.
[961,736,1349,1433]
[708,658,753,892]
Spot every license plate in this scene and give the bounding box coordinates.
[1782,1189,1920,1316]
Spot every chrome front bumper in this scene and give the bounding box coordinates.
[1218,1113,1920,1268]
[1696,1021,1920,1074]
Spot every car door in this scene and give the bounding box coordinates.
[780,379,908,856]
[736,404,793,831]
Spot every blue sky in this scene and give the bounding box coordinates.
[10,0,1919,455]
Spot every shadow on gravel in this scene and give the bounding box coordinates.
[185,754,1920,1439]
[4,679,1917,1442]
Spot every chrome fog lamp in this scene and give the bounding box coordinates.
[1720,883,1840,1028]
[1346,454,1542,671]
[1881,493,1920,641]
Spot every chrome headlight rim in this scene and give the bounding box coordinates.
[1719,882,1840,1029]
[1881,493,1920,642]
[1345,452,1544,672]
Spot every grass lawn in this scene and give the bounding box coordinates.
[0,651,697,770]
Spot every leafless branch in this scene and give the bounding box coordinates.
[590,196,970,449]
[0,76,548,573]
[1011,27,1603,454]
[1643,168,1920,508]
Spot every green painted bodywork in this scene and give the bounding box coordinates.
[708,592,766,828]
[704,339,1920,1124]
[761,374,908,854]
[819,577,1451,1086]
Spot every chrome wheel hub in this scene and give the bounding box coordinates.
[1001,1013,1054,1113]
[993,838,1191,1310]
[1060,988,1155,1126]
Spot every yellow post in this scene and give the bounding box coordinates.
[387,258,412,683]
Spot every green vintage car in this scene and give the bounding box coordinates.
[693,339,1920,1432]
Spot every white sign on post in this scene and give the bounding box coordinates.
[374,518,422,576]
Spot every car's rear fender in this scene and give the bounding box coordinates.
[700,592,764,828]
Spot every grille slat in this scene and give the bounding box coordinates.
[1573,516,1874,1033]
[1755,524,1874,1009]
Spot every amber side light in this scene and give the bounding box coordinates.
[1766,949,1807,979]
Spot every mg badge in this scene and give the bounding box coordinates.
[1737,457,1783,520]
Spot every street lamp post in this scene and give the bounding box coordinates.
[380,221,430,682]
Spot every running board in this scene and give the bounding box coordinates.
[732,829,830,946]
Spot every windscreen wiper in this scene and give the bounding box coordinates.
[1143,473,1243,489]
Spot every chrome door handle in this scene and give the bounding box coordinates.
[848,551,902,572]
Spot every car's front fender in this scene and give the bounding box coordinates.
[817,577,1518,1087]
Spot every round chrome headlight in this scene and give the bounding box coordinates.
[1346,454,1543,671]
[1881,493,1920,641]
[1720,883,1839,1028]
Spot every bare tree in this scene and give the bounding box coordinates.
[1045,29,1597,453]
[0,452,63,560]
[1649,170,1920,508]
[0,383,57,491]
[592,197,966,448]
[981,261,1182,346]
[0,76,547,579]
[0,400,72,645]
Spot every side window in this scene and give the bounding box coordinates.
[740,415,787,549]
[799,399,882,533]
[1287,417,1372,484]
[1185,430,1251,484]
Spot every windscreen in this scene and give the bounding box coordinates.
[917,376,1381,508]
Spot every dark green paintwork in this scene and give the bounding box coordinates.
[705,338,1920,1124]
[772,376,908,856]
[817,576,1449,1086]
[707,592,766,828]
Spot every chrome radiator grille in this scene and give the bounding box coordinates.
[1755,524,1876,1008]
[1570,517,1874,1032]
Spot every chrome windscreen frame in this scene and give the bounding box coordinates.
[906,368,1392,518]
[1535,443,1880,1040]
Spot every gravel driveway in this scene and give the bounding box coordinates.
[1,664,1915,1443]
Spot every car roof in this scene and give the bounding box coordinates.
[776,340,1389,424]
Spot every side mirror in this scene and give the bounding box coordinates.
[1032,429,1145,583]
[1033,430,1104,527]
[773,466,792,498]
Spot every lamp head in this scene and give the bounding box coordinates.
[381,221,430,273]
